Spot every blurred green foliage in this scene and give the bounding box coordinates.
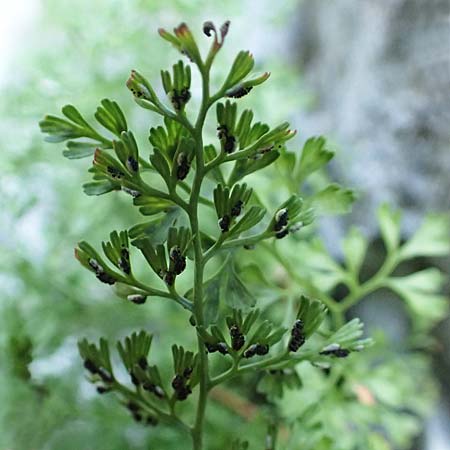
[0,1,448,449]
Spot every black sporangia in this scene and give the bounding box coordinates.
[143,381,165,399]
[216,126,226,139]
[217,125,236,154]
[130,370,140,386]
[216,342,229,355]
[88,259,116,285]
[138,356,148,369]
[126,401,144,423]
[243,343,269,358]
[274,209,288,230]
[107,165,125,179]
[229,325,245,351]
[171,370,193,401]
[218,214,231,232]
[176,385,192,401]
[288,319,306,352]
[176,152,191,180]
[163,270,176,286]
[255,343,269,355]
[171,88,191,111]
[118,248,131,274]
[205,342,228,355]
[126,156,139,173]
[97,368,114,383]
[130,89,142,98]
[127,294,147,304]
[95,271,116,285]
[224,136,236,153]
[129,86,144,98]
[320,345,350,358]
[274,207,290,239]
[205,342,215,353]
[230,200,243,218]
[169,246,186,275]
[172,371,187,389]
[275,228,289,239]
[243,344,258,358]
[83,357,113,383]
[226,85,253,99]
[83,358,98,374]
[96,385,112,394]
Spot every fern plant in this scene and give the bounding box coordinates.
[39,21,447,450]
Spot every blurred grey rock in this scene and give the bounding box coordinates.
[294,0,450,235]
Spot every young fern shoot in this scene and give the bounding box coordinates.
[40,21,371,450]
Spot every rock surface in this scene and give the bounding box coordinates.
[294,0,450,235]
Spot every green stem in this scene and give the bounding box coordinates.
[266,242,400,326]
[209,349,315,388]
[339,252,399,311]
[221,232,270,250]
[190,205,208,450]
[203,232,270,265]
[128,278,193,311]
[202,234,225,264]
[178,181,214,207]
[190,60,213,450]
[211,352,288,388]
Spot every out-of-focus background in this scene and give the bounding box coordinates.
[0,1,449,449]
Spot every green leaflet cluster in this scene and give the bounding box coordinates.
[149,117,196,186]
[133,226,191,287]
[200,308,286,357]
[269,203,449,333]
[213,183,258,233]
[161,60,192,111]
[198,296,370,391]
[276,136,357,216]
[171,345,199,401]
[75,231,132,286]
[78,331,196,426]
